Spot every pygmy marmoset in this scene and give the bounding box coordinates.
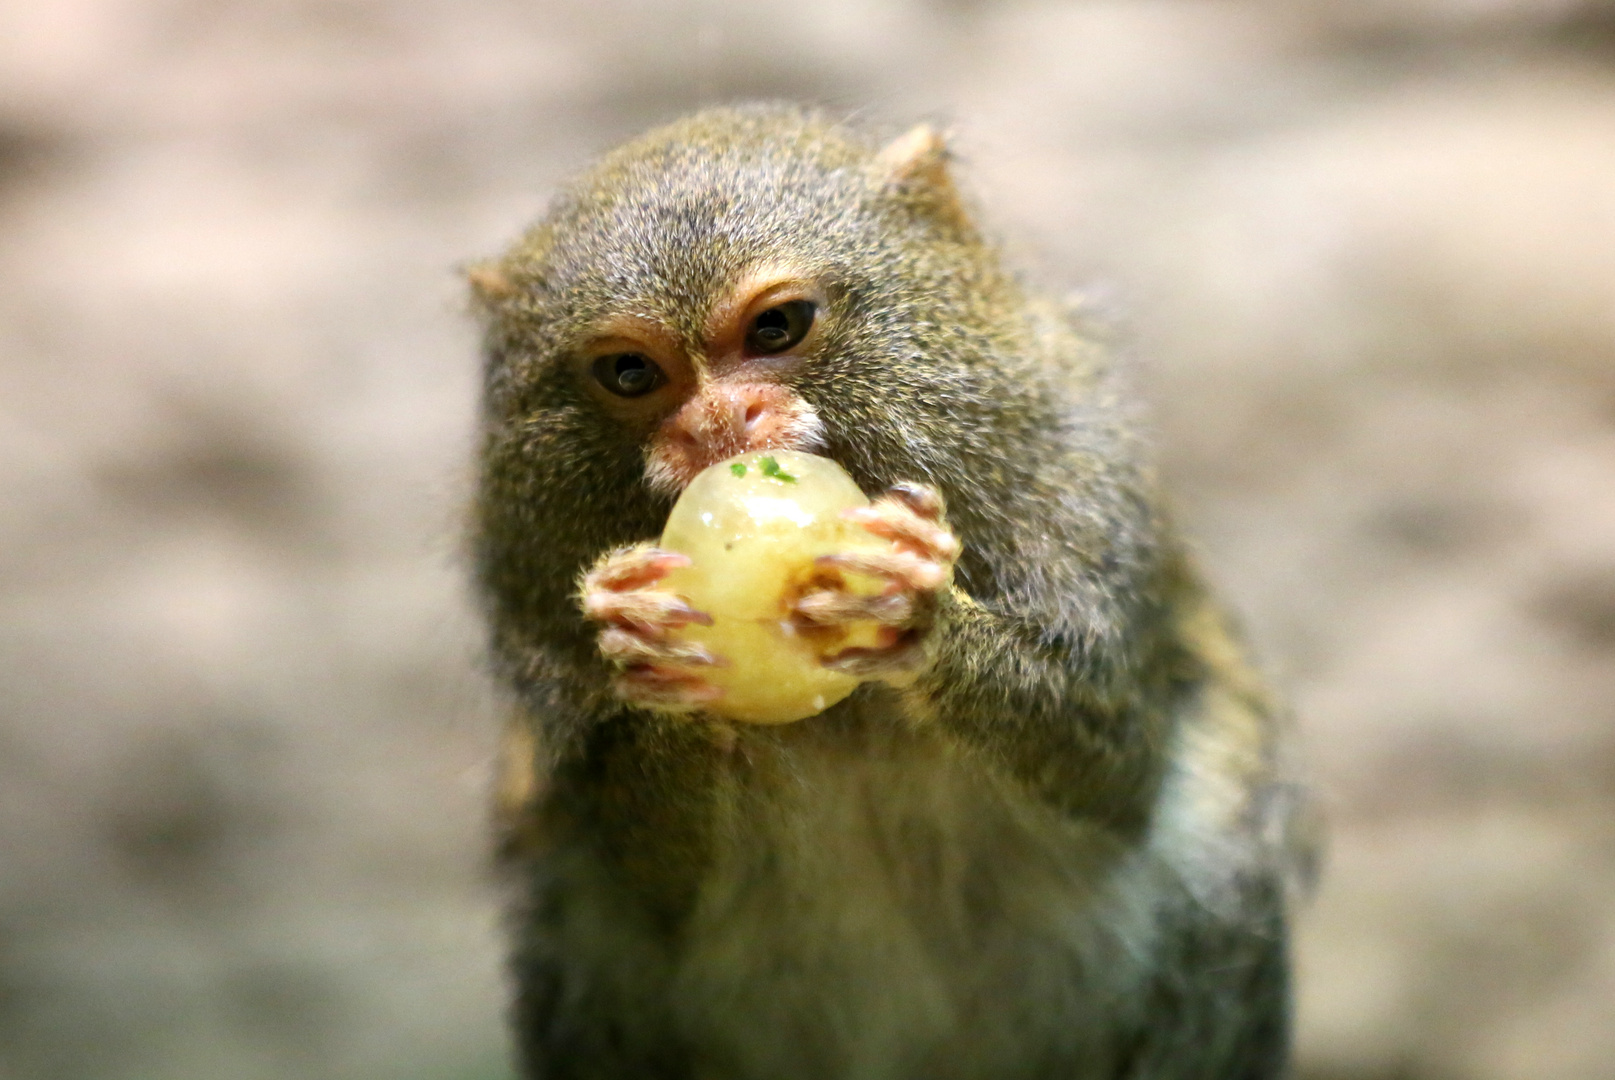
[469,104,1313,1080]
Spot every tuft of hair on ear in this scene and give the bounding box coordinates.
[465,260,520,312]
[874,123,976,239]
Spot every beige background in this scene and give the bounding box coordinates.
[2,2,1614,1078]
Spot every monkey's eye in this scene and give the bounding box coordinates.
[745,300,815,355]
[591,352,665,397]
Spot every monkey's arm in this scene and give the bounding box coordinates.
[802,469,1183,833]
[913,346,1185,830]
[912,582,1184,833]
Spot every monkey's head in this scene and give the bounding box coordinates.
[472,105,1049,628]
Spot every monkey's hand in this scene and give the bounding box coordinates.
[579,544,722,711]
[795,483,961,680]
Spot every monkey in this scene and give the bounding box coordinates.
[468,104,1315,1080]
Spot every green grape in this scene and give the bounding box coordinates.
[660,450,890,723]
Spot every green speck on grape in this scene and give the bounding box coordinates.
[759,456,798,483]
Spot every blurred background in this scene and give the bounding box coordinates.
[2,1,1613,1078]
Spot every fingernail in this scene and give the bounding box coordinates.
[668,601,714,626]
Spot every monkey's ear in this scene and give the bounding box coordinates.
[465,260,520,311]
[874,123,974,235]
[877,123,950,188]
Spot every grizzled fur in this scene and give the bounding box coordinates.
[471,104,1312,1080]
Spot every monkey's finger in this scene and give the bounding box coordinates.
[583,546,691,592]
[844,503,961,563]
[822,635,924,677]
[599,628,721,667]
[614,665,724,709]
[885,482,946,522]
[618,664,694,686]
[816,551,949,592]
[794,588,915,627]
[583,588,713,629]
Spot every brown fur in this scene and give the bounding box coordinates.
[471,104,1313,1080]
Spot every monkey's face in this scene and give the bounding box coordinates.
[473,108,1038,611]
[574,264,832,499]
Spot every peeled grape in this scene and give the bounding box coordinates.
[659,450,891,724]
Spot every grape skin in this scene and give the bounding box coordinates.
[659,451,890,723]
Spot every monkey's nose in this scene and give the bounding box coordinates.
[741,399,765,435]
[647,381,824,496]
[706,385,768,451]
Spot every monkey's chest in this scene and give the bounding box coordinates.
[541,723,1160,1079]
